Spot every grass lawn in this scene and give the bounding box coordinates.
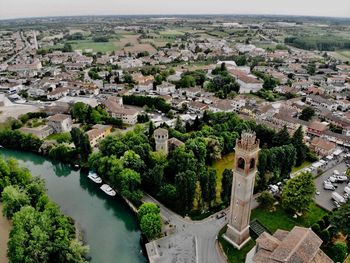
[67,40,118,53]
[219,226,256,263]
[211,152,235,203]
[45,132,72,143]
[292,161,311,173]
[251,203,327,233]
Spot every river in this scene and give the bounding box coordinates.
[0,148,147,263]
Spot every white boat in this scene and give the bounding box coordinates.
[88,172,102,184]
[100,184,116,196]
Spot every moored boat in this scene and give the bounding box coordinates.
[88,172,102,184]
[100,184,116,196]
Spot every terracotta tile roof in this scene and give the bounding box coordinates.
[86,128,104,141]
[168,137,184,147]
[311,137,336,152]
[270,227,322,262]
[308,121,328,132]
[254,226,333,263]
[47,114,70,122]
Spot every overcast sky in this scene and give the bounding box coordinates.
[1,0,349,20]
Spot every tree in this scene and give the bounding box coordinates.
[330,199,350,237]
[207,168,217,206]
[221,169,232,204]
[257,191,276,210]
[2,185,30,218]
[121,150,144,172]
[117,169,142,203]
[185,138,207,164]
[272,126,291,146]
[143,164,164,193]
[168,146,197,175]
[319,229,330,244]
[299,106,315,121]
[328,242,348,263]
[234,54,247,66]
[70,127,92,161]
[292,126,308,166]
[174,115,185,133]
[307,63,316,75]
[175,170,197,210]
[70,102,91,123]
[140,213,162,240]
[62,43,73,52]
[158,184,177,207]
[177,75,196,88]
[282,172,316,213]
[138,203,160,221]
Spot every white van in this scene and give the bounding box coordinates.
[332,192,345,204]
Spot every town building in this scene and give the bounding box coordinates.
[310,137,337,157]
[47,114,72,133]
[246,226,333,263]
[156,82,176,95]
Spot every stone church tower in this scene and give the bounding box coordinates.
[224,131,260,250]
[154,128,169,155]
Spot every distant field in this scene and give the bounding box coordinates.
[333,49,350,60]
[68,40,118,53]
[124,43,157,54]
[159,29,185,37]
[63,34,144,53]
[140,38,172,48]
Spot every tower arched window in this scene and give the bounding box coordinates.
[237,157,245,170]
[249,158,256,171]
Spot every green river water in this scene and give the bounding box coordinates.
[0,148,147,263]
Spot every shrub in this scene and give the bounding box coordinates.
[257,191,276,210]
[311,223,321,235]
[328,242,348,262]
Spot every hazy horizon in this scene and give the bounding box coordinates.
[1,0,349,20]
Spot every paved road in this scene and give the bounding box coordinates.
[143,194,228,263]
[4,32,31,65]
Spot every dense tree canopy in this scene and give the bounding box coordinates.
[0,157,88,263]
[282,172,316,213]
[299,106,315,121]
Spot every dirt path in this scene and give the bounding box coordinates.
[0,204,10,263]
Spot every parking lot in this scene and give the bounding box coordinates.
[315,162,349,211]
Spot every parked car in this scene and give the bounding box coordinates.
[268,184,279,194]
[344,186,350,195]
[324,181,336,190]
[336,175,348,182]
[333,170,340,176]
[333,200,340,208]
[328,176,338,183]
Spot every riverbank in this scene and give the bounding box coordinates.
[0,203,10,263]
[0,148,146,263]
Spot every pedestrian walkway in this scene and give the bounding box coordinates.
[0,204,11,263]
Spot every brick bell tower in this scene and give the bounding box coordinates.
[223,131,260,250]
